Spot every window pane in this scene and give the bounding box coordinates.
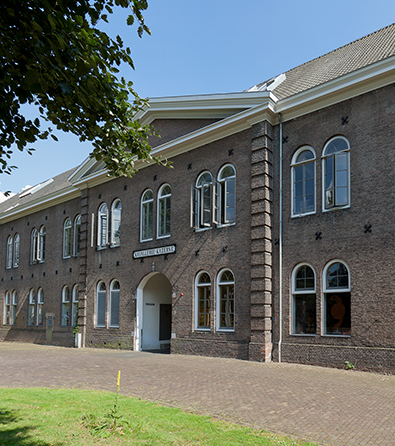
[294,294,316,334]
[304,162,314,179]
[296,150,314,163]
[295,181,303,197]
[97,291,106,327]
[294,197,303,214]
[110,290,120,327]
[294,165,303,182]
[325,292,351,335]
[305,179,314,196]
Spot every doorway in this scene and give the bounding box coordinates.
[135,272,172,351]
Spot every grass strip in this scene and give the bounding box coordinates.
[0,388,316,445]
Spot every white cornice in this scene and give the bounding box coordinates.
[135,91,278,125]
[0,186,80,224]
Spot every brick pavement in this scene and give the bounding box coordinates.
[0,342,394,445]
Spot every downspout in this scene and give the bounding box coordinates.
[278,113,283,363]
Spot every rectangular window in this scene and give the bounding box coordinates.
[224,177,235,223]
[201,183,212,227]
[110,289,120,328]
[96,290,106,327]
[293,294,316,334]
[37,291,44,326]
[197,286,211,329]
[219,285,234,329]
[4,293,10,325]
[28,292,35,326]
[324,292,351,336]
[142,201,153,240]
[11,292,17,325]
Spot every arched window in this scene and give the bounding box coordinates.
[63,218,72,258]
[37,288,44,326]
[195,272,211,330]
[291,147,316,216]
[13,234,20,268]
[323,261,351,336]
[141,189,154,241]
[31,228,38,264]
[73,214,81,256]
[71,285,79,327]
[97,203,108,248]
[38,225,46,262]
[291,264,316,334]
[110,280,120,328]
[217,165,236,225]
[61,286,70,327]
[216,269,235,331]
[192,171,213,229]
[96,281,106,327]
[11,291,17,325]
[158,184,171,238]
[28,289,35,326]
[111,199,122,246]
[4,291,10,325]
[6,236,12,269]
[322,137,350,210]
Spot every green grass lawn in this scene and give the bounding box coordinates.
[0,388,316,445]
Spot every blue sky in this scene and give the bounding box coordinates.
[2,0,395,194]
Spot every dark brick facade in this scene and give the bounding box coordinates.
[2,26,395,373]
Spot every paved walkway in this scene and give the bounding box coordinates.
[0,342,394,445]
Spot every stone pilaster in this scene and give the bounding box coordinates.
[249,121,273,362]
[78,188,89,347]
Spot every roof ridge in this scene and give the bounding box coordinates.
[284,22,395,75]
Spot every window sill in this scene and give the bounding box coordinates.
[216,328,235,333]
[195,328,211,332]
[194,227,212,233]
[110,244,121,249]
[322,204,350,213]
[291,211,316,218]
[96,246,107,251]
[290,333,317,337]
[63,256,71,260]
[217,222,236,228]
[140,238,154,243]
[321,334,351,338]
[157,234,171,239]
[109,325,119,329]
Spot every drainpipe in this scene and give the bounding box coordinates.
[278,113,283,363]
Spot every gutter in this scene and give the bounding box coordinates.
[278,113,283,363]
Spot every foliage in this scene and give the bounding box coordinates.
[345,360,355,370]
[0,0,161,178]
[0,387,318,445]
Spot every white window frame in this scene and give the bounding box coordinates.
[13,234,20,268]
[6,236,12,269]
[38,225,45,262]
[192,171,213,230]
[11,290,17,325]
[37,288,44,326]
[71,284,79,327]
[96,281,106,328]
[141,189,154,242]
[291,147,316,217]
[157,184,171,239]
[97,203,108,249]
[28,289,35,326]
[109,280,120,328]
[110,199,122,246]
[63,218,72,258]
[322,136,350,212]
[194,271,211,331]
[4,291,10,325]
[73,214,81,256]
[216,268,235,332]
[216,164,236,226]
[322,260,351,337]
[31,228,38,264]
[291,263,316,335]
[61,285,70,327]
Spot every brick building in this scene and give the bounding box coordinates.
[1,24,395,372]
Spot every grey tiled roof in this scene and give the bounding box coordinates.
[259,23,395,100]
[0,167,77,215]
